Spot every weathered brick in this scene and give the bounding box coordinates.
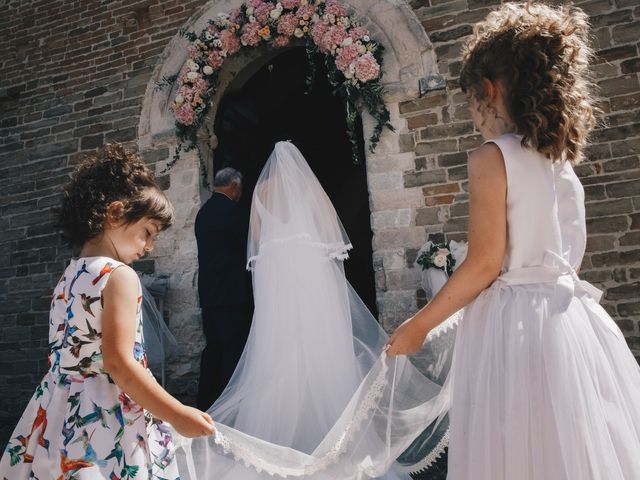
[406,113,438,130]
[586,198,633,217]
[612,21,640,44]
[605,179,640,198]
[399,92,448,115]
[591,249,640,267]
[415,139,458,156]
[586,215,629,233]
[404,169,447,188]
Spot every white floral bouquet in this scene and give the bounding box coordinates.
[415,240,467,300]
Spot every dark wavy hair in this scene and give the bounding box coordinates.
[459,2,597,164]
[57,144,175,246]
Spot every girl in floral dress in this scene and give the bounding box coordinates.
[0,144,214,479]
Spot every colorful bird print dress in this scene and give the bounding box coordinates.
[0,256,180,479]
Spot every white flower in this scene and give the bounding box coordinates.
[205,32,213,40]
[174,94,184,105]
[203,65,214,75]
[187,59,199,71]
[294,28,305,38]
[357,44,367,54]
[246,6,254,15]
[327,13,336,24]
[363,35,370,42]
[186,71,199,81]
[312,13,319,23]
[433,254,448,268]
[249,15,256,22]
[342,37,353,46]
[270,8,282,20]
[300,0,308,5]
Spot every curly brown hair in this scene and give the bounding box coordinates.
[57,144,175,246]
[459,2,597,163]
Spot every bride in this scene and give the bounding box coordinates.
[175,141,452,479]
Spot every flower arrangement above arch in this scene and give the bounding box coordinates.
[161,0,393,176]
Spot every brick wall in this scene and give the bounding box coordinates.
[1,0,638,452]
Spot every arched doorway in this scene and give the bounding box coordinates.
[213,47,378,316]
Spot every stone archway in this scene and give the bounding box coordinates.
[137,0,439,395]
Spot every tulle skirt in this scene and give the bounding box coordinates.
[448,281,640,480]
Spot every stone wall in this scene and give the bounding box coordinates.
[1,0,638,448]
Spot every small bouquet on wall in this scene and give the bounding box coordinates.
[415,239,468,343]
[416,243,456,277]
[416,240,467,300]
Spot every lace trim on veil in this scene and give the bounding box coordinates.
[247,233,353,270]
[397,428,449,475]
[212,358,388,477]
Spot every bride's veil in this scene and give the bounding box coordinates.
[175,141,453,479]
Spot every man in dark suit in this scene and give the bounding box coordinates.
[195,167,253,410]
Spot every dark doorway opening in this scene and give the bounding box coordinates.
[212,47,378,317]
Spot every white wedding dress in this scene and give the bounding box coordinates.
[175,142,451,479]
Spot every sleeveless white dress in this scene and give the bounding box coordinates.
[447,134,640,479]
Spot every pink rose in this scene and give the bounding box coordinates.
[241,21,262,46]
[280,0,299,9]
[335,43,359,72]
[220,29,241,54]
[354,52,380,82]
[272,35,291,48]
[206,50,224,70]
[174,102,195,125]
[276,13,298,37]
[177,85,194,103]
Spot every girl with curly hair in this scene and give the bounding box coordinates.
[387,3,640,479]
[0,144,214,479]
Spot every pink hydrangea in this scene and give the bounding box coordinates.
[277,13,298,36]
[335,43,359,72]
[349,26,369,41]
[325,1,348,18]
[312,20,330,52]
[272,35,291,48]
[187,45,202,60]
[254,2,273,24]
[174,102,195,125]
[247,0,263,8]
[241,21,262,46]
[321,25,349,52]
[192,77,209,95]
[296,4,316,20]
[177,85,194,103]
[280,0,299,9]
[229,8,243,25]
[206,50,224,70]
[354,52,380,82]
[220,29,241,55]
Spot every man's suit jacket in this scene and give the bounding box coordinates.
[195,192,252,308]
